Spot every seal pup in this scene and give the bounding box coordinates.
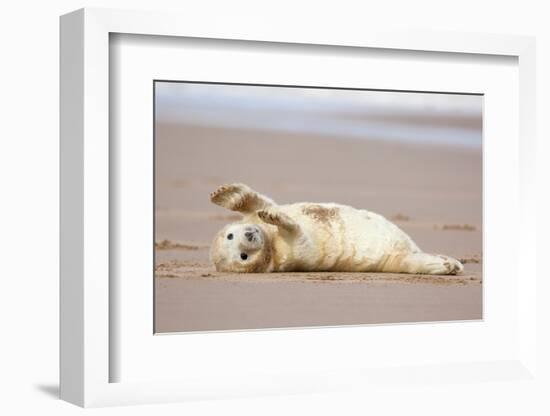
[209,183,464,275]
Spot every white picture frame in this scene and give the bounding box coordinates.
[60,7,537,408]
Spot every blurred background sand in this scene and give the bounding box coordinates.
[154,82,482,333]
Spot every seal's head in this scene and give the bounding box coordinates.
[210,223,272,272]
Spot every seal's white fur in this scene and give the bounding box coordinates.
[209,183,464,275]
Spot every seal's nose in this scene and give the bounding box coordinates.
[244,231,255,242]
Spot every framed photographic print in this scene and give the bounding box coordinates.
[60,8,538,408]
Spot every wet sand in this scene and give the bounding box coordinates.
[154,123,482,333]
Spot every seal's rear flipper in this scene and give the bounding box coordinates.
[379,252,464,275]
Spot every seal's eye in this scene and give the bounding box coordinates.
[240,253,248,260]
[227,233,233,240]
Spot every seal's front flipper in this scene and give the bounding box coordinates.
[210,183,275,214]
[257,207,300,234]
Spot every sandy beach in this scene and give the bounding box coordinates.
[154,123,482,333]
